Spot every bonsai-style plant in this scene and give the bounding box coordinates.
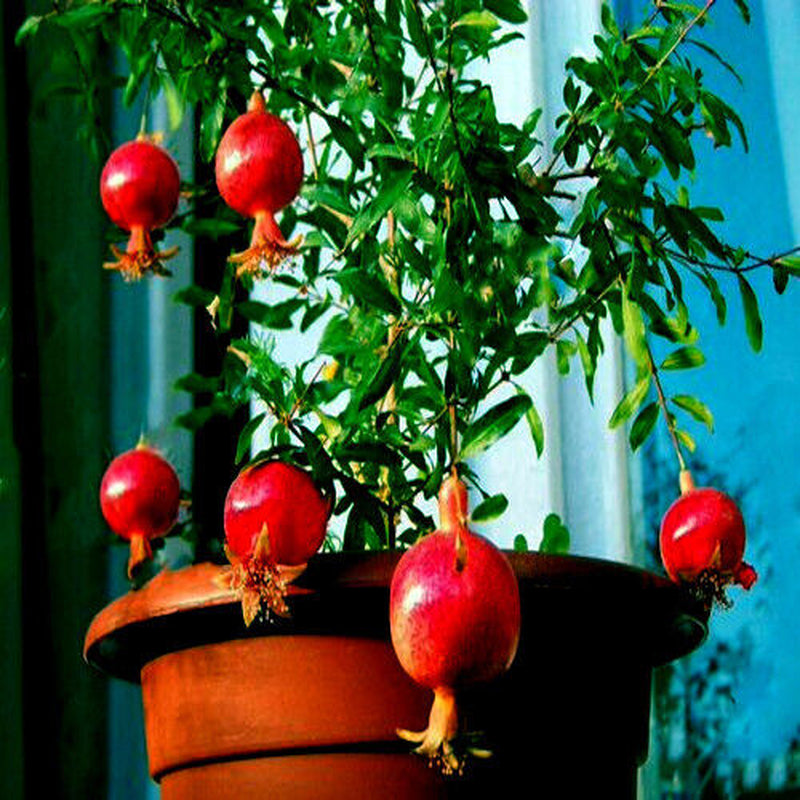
[19,0,788,785]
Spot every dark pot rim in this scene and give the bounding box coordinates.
[84,550,709,683]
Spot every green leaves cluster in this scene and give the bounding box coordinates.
[22,0,789,554]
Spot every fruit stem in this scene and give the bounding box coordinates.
[679,469,695,495]
[439,472,469,570]
[647,345,687,474]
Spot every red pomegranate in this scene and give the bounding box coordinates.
[660,469,757,606]
[215,90,304,278]
[99,442,181,577]
[222,460,330,624]
[389,472,521,774]
[100,134,181,280]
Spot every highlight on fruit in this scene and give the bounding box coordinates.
[659,468,757,608]
[99,441,181,578]
[100,134,181,280]
[220,460,330,625]
[215,90,304,279]
[389,472,521,775]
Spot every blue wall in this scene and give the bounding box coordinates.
[618,0,800,762]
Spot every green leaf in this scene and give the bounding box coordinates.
[358,337,407,411]
[629,402,659,451]
[609,375,651,429]
[660,346,705,371]
[672,394,714,432]
[334,270,401,316]
[199,88,227,163]
[484,0,528,24]
[471,493,509,523]
[521,390,544,457]
[15,15,42,46]
[173,285,216,308]
[324,115,365,168]
[236,412,267,463]
[622,280,648,368]
[513,534,529,553]
[737,273,763,352]
[237,299,303,330]
[344,171,413,249]
[461,395,532,460]
[452,10,499,32]
[540,513,570,555]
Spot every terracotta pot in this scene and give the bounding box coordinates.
[84,552,708,799]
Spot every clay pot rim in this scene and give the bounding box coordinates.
[84,550,708,683]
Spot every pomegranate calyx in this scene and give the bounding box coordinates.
[104,242,179,281]
[247,90,267,114]
[127,533,153,579]
[735,561,758,590]
[397,687,463,775]
[222,541,290,626]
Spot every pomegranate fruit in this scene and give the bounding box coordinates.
[99,442,181,578]
[215,90,304,278]
[100,134,181,280]
[659,469,757,606]
[222,460,330,625]
[389,472,521,774]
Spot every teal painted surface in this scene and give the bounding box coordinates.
[618,0,800,767]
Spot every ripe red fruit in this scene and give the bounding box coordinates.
[389,473,521,774]
[100,135,181,280]
[222,460,330,624]
[215,90,304,278]
[659,470,757,606]
[99,443,181,578]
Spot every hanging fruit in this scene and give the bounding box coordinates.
[100,135,181,280]
[99,442,181,578]
[221,460,330,625]
[659,469,757,607]
[215,90,304,278]
[389,472,521,775]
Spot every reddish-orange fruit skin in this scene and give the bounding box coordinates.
[214,92,303,277]
[390,529,520,690]
[388,474,520,773]
[99,445,181,576]
[223,461,329,566]
[101,140,180,231]
[660,486,757,592]
[99,138,181,279]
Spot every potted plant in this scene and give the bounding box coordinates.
[19,0,786,796]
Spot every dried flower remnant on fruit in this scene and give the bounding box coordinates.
[100,134,181,280]
[215,91,304,279]
[389,473,520,774]
[659,469,757,609]
[221,460,329,625]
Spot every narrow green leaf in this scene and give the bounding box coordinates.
[471,493,509,523]
[676,429,697,453]
[629,402,659,451]
[660,346,705,371]
[334,270,401,316]
[358,337,407,411]
[672,394,714,432]
[609,375,651,429]
[622,281,649,367]
[513,534,529,553]
[737,273,763,352]
[540,513,570,555]
[461,394,532,460]
[521,391,544,457]
[484,0,528,24]
[236,412,267,464]
[453,10,499,32]
[344,170,413,248]
[15,15,42,46]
